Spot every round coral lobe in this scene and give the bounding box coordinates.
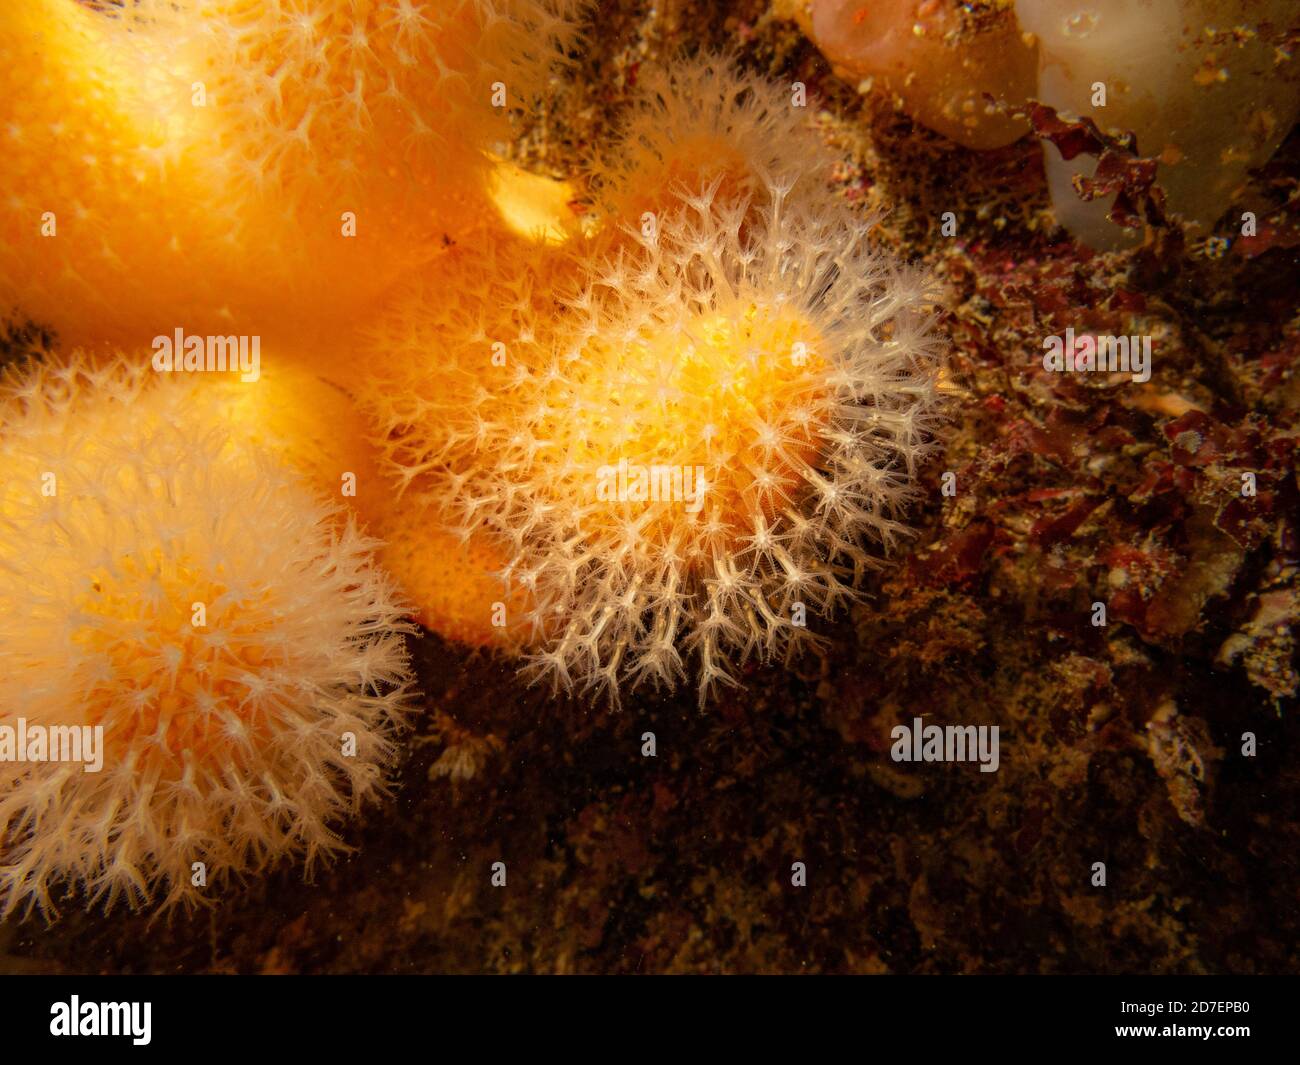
[0,358,415,918]
[809,0,1036,149]
[388,182,946,706]
[0,0,586,347]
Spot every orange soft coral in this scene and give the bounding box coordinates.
[0,0,586,350]
[375,498,533,648]
[0,0,233,348]
[364,176,945,706]
[357,54,947,703]
[205,358,390,530]
[0,356,415,918]
[588,53,842,226]
[354,221,582,643]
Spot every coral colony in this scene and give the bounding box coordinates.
[397,181,945,707]
[0,0,1291,938]
[0,0,941,915]
[0,357,414,917]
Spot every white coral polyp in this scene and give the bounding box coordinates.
[437,181,946,706]
[0,357,415,919]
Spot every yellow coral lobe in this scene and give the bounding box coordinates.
[0,0,233,347]
[352,224,584,649]
[358,221,587,496]
[73,554,278,762]
[591,54,843,228]
[611,134,755,226]
[488,158,587,245]
[381,179,946,706]
[35,348,385,530]
[0,0,585,349]
[204,362,386,530]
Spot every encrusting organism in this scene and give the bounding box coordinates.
[0,0,587,350]
[0,356,415,919]
[800,0,1037,150]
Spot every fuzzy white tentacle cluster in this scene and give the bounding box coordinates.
[0,358,415,918]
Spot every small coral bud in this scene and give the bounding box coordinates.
[589,54,843,227]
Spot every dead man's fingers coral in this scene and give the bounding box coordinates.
[200,358,391,532]
[367,176,947,707]
[356,222,584,645]
[518,184,946,706]
[587,51,844,226]
[0,0,588,350]
[0,356,416,919]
